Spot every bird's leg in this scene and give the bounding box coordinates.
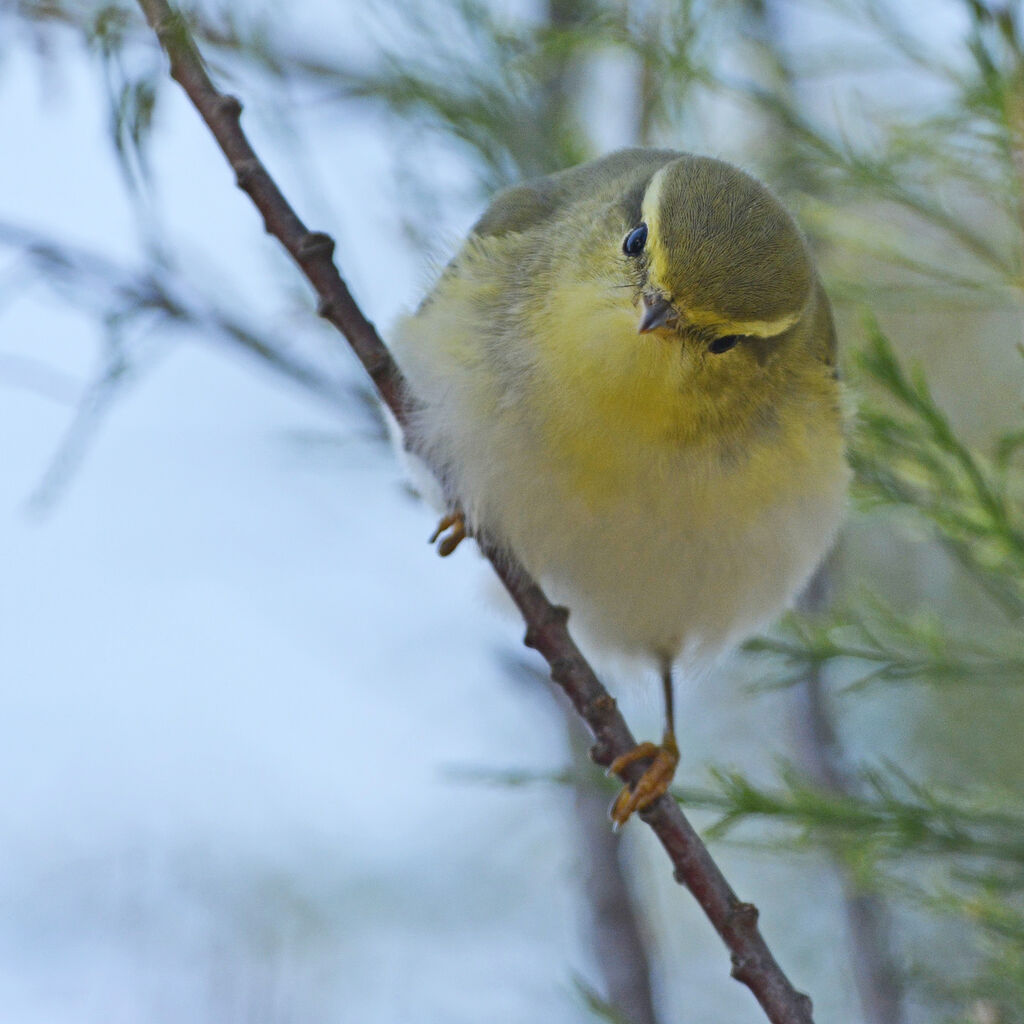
[429,509,467,556]
[608,662,679,827]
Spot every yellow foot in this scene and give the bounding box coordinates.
[429,511,467,557]
[608,735,679,827]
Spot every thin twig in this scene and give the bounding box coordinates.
[0,220,352,413]
[133,2,817,1020]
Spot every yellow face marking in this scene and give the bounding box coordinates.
[685,308,802,338]
[639,166,671,287]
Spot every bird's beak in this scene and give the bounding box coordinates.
[638,292,677,334]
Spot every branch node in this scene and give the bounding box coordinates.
[548,603,570,627]
[584,692,617,720]
[589,739,613,767]
[299,230,336,262]
[526,605,570,649]
[366,354,394,381]
[216,94,243,119]
[728,899,760,930]
[731,953,756,981]
[234,158,260,189]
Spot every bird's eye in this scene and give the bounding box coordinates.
[622,223,647,256]
[709,334,743,355]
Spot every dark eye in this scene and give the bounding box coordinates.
[622,223,647,256]
[709,334,743,355]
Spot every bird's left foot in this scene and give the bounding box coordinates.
[607,732,679,827]
[429,510,467,556]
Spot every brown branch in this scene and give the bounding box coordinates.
[133,2,817,1021]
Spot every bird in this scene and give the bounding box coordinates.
[390,148,849,825]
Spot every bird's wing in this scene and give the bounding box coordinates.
[471,148,682,239]
[810,279,839,368]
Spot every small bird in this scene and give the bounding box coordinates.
[392,148,848,825]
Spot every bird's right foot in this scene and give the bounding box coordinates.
[429,511,467,556]
[607,732,679,828]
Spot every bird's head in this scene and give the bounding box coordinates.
[621,156,813,355]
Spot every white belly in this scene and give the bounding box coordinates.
[476,424,848,667]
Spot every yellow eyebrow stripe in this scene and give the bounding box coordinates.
[639,166,671,285]
[684,308,802,338]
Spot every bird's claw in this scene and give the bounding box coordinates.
[430,511,467,556]
[608,734,679,828]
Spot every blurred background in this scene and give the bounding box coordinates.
[2,1,1024,1022]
